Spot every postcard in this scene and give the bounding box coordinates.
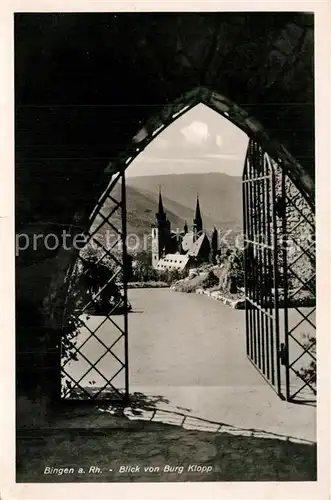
[0,2,330,500]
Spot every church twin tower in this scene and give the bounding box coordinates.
[151,188,204,268]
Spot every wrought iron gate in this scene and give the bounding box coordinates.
[61,169,129,403]
[242,139,316,403]
[243,140,283,396]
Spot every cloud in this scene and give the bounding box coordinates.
[180,121,210,146]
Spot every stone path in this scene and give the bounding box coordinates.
[63,288,316,442]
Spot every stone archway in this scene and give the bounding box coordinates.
[15,12,315,403]
[60,88,315,404]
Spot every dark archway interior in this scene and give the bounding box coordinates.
[15,12,314,400]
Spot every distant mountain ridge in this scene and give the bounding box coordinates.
[96,173,243,251]
[126,172,243,227]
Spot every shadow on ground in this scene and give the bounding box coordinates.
[127,391,192,414]
[16,391,317,482]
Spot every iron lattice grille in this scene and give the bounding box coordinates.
[243,140,282,396]
[61,170,129,402]
[280,168,316,402]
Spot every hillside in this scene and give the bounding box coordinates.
[91,173,243,253]
[126,172,243,227]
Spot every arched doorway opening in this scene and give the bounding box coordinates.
[60,87,315,406]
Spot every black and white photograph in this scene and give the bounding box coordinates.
[2,4,330,496]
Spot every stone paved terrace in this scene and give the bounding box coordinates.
[62,288,316,443]
[17,288,317,482]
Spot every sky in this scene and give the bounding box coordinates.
[126,103,249,178]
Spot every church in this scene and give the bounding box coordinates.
[151,189,218,271]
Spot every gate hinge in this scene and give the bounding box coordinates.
[279,343,289,366]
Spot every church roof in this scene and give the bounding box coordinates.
[181,231,210,257]
[187,233,210,257]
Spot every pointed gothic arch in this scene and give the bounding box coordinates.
[103,87,314,209]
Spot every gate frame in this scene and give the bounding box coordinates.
[242,140,284,399]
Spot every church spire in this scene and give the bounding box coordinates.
[158,186,165,217]
[193,194,203,235]
[155,185,167,226]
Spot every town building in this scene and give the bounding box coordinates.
[151,189,218,271]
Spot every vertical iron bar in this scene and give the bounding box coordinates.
[121,170,130,403]
[252,143,261,369]
[281,170,290,400]
[262,155,270,380]
[270,160,282,396]
[265,160,275,386]
[257,145,266,375]
[242,152,250,357]
[257,145,265,374]
[249,144,257,364]
[246,158,253,360]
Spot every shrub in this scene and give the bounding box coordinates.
[298,334,316,388]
